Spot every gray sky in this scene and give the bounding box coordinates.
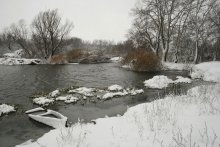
[0,0,136,42]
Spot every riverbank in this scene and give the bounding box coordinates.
[16,62,220,147]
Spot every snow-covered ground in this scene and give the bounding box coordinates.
[191,61,220,82]
[144,75,192,89]
[0,49,43,65]
[162,62,193,70]
[0,104,15,116]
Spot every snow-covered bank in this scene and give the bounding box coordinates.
[144,75,192,89]
[17,84,220,147]
[0,104,15,116]
[191,61,220,82]
[162,62,193,70]
[0,58,42,65]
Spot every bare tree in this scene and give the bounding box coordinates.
[4,19,33,57]
[130,0,195,61]
[32,9,73,59]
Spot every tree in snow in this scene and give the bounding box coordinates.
[32,9,73,59]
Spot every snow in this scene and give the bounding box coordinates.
[162,62,193,70]
[121,64,131,69]
[0,104,15,116]
[102,90,128,100]
[68,87,96,97]
[56,95,79,103]
[191,61,220,82]
[173,76,192,83]
[33,97,54,106]
[144,75,173,89]
[49,90,60,98]
[129,89,144,96]
[110,57,123,63]
[108,84,123,91]
[17,84,220,147]
[144,75,192,89]
[3,49,24,58]
[0,58,42,65]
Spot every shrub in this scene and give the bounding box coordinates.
[66,49,85,62]
[122,49,161,71]
[50,54,67,64]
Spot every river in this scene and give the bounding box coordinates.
[0,63,198,147]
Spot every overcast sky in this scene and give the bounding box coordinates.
[0,0,136,42]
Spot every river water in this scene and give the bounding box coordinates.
[0,63,199,147]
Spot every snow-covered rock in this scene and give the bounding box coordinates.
[144,75,192,89]
[102,90,128,100]
[144,75,173,89]
[0,104,15,116]
[33,97,54,106]
[49,90,60,98]
[56,95,79,103]
[68,87,96,97]
[108,84,123,91]
[191,61,220,82]
[173,76,192,83]
[129,89,144,96]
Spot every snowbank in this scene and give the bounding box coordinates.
[144,75,192,89]
[3,49,24,58]
[191,61,220,82]
[0,58,42,65]
[17,84,220,147]
[0,104,15,116]
[162,62,193,70]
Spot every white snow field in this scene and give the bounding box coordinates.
[17,62,220,147]
[0,104,15,116]
[144,75,192,89]
[191,61,220,82]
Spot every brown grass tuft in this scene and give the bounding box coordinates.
[66,49,85,62]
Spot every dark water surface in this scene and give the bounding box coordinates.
[0,63,200,147]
